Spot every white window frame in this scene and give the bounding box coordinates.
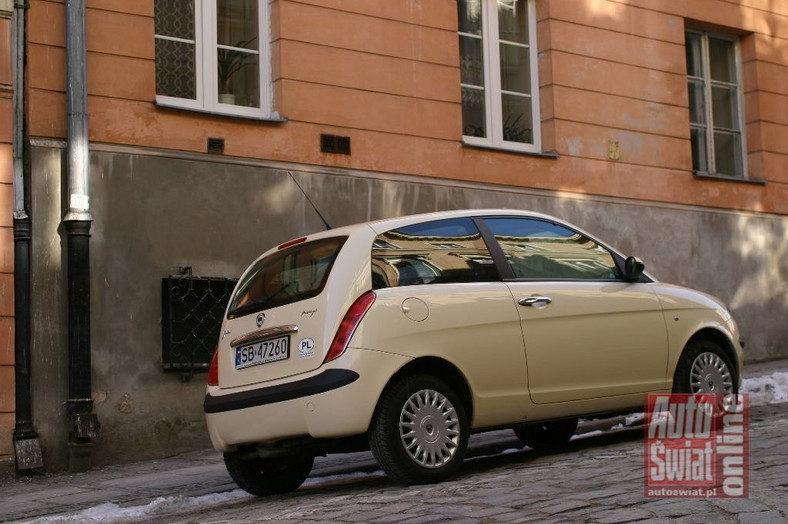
[685,29,748,178]
[155,0,274,119]
[459,0,541,153]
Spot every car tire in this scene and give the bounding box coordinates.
[223,452,313,496]
[673,339,738,395]
[514,418,578,449]
[369,374,469,485]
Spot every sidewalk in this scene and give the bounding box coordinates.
[1,359,786,523]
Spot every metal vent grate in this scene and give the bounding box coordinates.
[207,137,225,154]
[320,133,351,155]
[161,270,237,374]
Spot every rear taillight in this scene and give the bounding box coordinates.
[324,291,376,363]
[207,347,219,386]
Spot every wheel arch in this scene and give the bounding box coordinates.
[683,327,741,381]
[376,356,474,425]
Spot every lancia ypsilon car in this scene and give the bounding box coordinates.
[204,209,742,495]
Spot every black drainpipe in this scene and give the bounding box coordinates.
[11,0,43,471]
[64,0,98,471]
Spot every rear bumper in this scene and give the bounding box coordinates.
[204,347,410,451]
[204,369,359,414]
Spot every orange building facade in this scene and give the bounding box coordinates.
[1,1,17,473]
[1,0,786,473]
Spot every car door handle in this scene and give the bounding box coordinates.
[518,296,552,307]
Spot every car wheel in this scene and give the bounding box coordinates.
[514,418,578,449]
[369,374,469,485]
[673,340,737,395]
[223,452,313,496]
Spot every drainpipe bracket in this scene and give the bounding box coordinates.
[63,211,93,223]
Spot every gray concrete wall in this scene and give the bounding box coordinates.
[28,144,788,470]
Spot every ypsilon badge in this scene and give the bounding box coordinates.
[298,338,315,359]
[256,312,265,327]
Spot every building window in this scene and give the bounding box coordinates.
[685,30,747,178]
[154,0,272,118]
[458,0,541,153]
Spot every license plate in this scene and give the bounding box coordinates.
[235,335,290,370]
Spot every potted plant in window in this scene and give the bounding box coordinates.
[217,38,255,105]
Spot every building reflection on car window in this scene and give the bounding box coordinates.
[371,218,497,289]
[483,218,619,280]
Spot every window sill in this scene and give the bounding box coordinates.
[461,141,559,159]
[693,171,766,185]
[153,101,288,123]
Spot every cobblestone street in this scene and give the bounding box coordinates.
[3,363,787,524]
[144,403,787,524]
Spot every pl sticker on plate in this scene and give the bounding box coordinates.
[298,338,315,359]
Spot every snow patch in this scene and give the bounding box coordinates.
[742,371,788,406]
[21,490,249,523]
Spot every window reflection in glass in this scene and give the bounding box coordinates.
[216,0,260,107]
[708,37,736,83]
[501,93,532,143]
[711,85,738,130]
[458,0,482,35]
[498,0,528,44]
[371,218,497,289]
[484,218,618,280]
[714,132,743,177]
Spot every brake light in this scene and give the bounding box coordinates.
[207,347,219,386]
[278,237,307,250]
[324,291,376,363]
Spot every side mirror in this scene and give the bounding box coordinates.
[624,256,645,282]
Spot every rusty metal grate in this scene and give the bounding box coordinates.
[161,268,237,374]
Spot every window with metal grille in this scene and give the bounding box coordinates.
[154,0,272,118]
[161,272,237,373]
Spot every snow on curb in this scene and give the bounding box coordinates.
[742,371,788,406]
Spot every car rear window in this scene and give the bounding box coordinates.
[371,218,497,289]
[227,236,347,319]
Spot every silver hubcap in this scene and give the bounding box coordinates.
[399,389,460,468]
[690,352,733,394]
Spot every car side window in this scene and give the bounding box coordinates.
[371,218,497,289]
[483,217,619,280]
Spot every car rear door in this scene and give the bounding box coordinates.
[218,236,348,389]
[481,216,669,404]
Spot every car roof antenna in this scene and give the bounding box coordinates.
[288,171,331,230]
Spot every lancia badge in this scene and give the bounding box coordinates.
[256,312,266,327]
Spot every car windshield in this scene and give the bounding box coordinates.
[227,236,347,318]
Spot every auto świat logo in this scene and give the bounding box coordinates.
[256,312,265,327]
[644,393,749,498]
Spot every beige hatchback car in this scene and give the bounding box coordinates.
[204,209,742,495]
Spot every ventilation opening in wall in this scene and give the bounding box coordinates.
[321,134,351,155]
[207,137,225,154]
